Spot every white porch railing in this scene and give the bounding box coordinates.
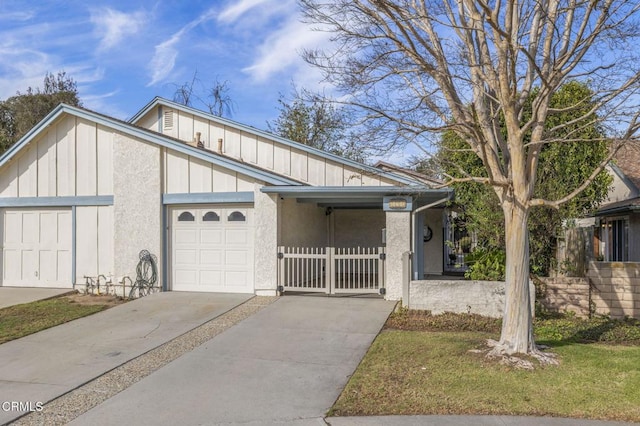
[277,246,385,294]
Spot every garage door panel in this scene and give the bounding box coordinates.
[200,249,222,265]
[172,206,253,293]
[200,229,222,245]
[3,209,72,288]
[175,229,197,244]
[175,249,197,265]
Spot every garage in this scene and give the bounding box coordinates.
[171,206,254,293]
[2,208,72,288]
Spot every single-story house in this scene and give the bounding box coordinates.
[0,97,452,300]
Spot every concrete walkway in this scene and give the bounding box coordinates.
[0,287,75,309]
[0,292,251,425]
[69,296,396,425]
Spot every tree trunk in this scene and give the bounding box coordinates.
[496,201,535,355]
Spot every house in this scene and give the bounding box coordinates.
[588,144,640,262]
[0,97,452,300]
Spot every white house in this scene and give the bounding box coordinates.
[0,98,451,300]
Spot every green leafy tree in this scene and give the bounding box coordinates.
[441,82,612,276]
[0,71,81,152]
[268,90,368,162]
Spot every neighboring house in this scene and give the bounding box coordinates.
[0,97,452,300]
[590,145,640,261]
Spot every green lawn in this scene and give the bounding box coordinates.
[0,297,110,344]
[331,312,640,422]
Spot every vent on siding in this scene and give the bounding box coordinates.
[163,110,174,130]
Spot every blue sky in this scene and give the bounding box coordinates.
[0,0,331,130]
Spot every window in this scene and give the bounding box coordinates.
[228,211,246,222]
[177,211,195,222]
[203,211,220,222]
[599,217,629,261]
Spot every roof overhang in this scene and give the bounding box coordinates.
[261,186,453,209]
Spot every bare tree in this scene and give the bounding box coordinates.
[172,71,236,118]
[301,0,640,360]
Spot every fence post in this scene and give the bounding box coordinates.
[327,247,334,294]
[402,251,412,308]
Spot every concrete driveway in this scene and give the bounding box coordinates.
[0,292,252,425]
[0,287,75,309]
[70,296,395,425]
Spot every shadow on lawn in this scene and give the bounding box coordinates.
[534,314,640,347]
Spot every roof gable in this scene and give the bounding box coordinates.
[0,104,302,187]
[130,97,425,187]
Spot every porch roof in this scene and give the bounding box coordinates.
[261,185,453,208]
[595,196,640,216]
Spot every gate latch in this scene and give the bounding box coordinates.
[379,253,386,260]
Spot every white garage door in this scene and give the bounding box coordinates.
[171,206,254,293]
[2,208,72,288]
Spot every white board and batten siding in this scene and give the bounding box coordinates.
[0,115,115,287]
[164,150,258,194]
[138,107,395,188]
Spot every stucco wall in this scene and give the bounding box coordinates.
[279,199,327,247]
[333,209,385,248]
[409,280,535,318]
[255,185,278,295]
[112,134,162,289]
[385,211,411,300]
[423,209,444,275]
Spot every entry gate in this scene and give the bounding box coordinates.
[277,246,385,294]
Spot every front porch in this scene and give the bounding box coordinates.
[262,185,453,299]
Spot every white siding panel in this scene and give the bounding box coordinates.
[224,127,242,158]
[290,149,307,182]
[343,168,363,186]
[236,174,255,192]
[76,119,98,196]
[97,205,114,276]
[56,117,76,196]
[166,150,190,193]
[194,119,210,150]
[273,144,290,176]
[0,160,18,197]
[209,123,225,152]
[325,162,343,186]
[96,125,113,195]
[212,165,237,192]
[241,132,257,164]
[362,172,382,186]
[307,156,326,186]
[257,137,274,170]
[17,145,37,197]
[76,206,99,279]
[189,157,213,193]
[178,112,194,143]
[37,130,57,197]
[137,109,159,132]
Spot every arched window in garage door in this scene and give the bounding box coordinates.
[177,211,195,222]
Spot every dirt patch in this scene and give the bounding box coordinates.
[63,293,127,308]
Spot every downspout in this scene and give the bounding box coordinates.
[411,197,451,281]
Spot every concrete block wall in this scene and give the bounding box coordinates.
[537,277,591,317]
[587,261,640,319]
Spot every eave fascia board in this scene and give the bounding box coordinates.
[261,185,453,199]
[131,97,423,186]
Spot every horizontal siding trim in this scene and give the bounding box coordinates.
[0,195,114,207]
[162,192,254,205]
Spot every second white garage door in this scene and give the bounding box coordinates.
[171,206,254,293]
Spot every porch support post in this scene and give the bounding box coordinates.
[385,210,412,301]
[254,184,279,296]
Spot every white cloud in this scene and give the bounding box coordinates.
[242,17,330,83]
[218,0,271,23]
[146,7,218,86]
[91,8,147,51]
